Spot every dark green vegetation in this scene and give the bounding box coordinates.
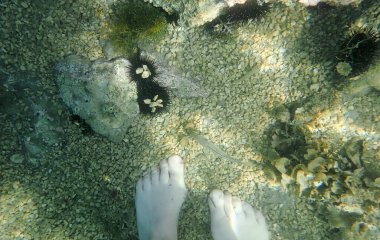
[337,27,379,76]
[204,0,270,34]
[108,0,171,56]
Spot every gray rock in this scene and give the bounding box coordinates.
[0,72,66,166]
[55,55,139,142]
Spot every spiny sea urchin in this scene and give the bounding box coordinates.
[136,80,170,115]
[221,0,270,23]
[128,48,170,115]
[204,0,270,34]
[337,27,379,76]
[128,48,158,82]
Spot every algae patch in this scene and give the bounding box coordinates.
[107,0,169,56]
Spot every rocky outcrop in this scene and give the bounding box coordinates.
[55,55,139,142]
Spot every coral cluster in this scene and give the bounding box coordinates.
[263,119,380,237]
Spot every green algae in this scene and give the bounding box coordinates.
[108,1,169,57]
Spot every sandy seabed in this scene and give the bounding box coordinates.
[0,0,379,239]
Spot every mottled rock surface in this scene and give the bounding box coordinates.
[55,56,139,142]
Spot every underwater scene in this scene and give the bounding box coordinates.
[0,0,379,239]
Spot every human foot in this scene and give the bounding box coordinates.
[135,155,188,240]
[209,190,270,240]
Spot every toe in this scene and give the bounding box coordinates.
[142,172,152,191]
[167,155,185,188]
[242,201,255,219]
[209,189,224,209]
[254,209,266,224]
[151,168,159,185]
[159,158,169,184]
[136,178,143,193]
[223,192,234,218]
[232,197,243,215]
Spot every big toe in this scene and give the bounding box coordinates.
[167,155,186,188]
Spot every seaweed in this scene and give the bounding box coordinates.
[108,0,169,56]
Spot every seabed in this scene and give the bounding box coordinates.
[0,0,379,239]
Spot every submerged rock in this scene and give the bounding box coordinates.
[55,55,139,142]
[0,72,66,166]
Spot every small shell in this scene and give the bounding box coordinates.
[275,157,290,174]
[281,173,294,188]
[296,170,309,196]
[313,171,327,188]
[373,177,380,188]
[331,180,343,194]
[304,148,319,160]
[307,157,326,173]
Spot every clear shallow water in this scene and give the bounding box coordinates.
[0,0,379,239]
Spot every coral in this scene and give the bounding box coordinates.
[262,119,380,237]
[264,121,307,160]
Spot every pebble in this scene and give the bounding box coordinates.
[21,2,28,8]
[10,153,24,164]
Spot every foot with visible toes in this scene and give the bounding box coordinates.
[135,155,187,240]
[209,190,270,240]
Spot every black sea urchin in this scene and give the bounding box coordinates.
[221,0,270,23]
[136,80,170,115]
[204,0,270,34]
[128,48,158,83]
[338,27,379,76]
[128,48,170,115]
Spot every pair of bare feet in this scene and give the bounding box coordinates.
[135,155,270,240]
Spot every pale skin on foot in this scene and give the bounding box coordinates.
[135,155,270,240]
